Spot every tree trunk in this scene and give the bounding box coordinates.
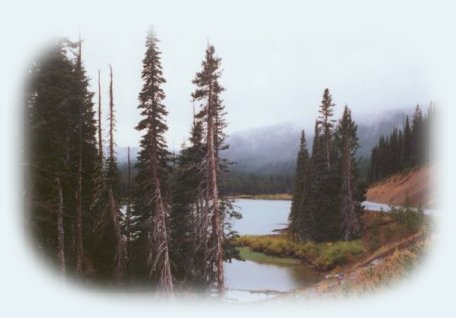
[75,39,84,277]
[108,187,126,283]
[125,146,131,267]
[148,139,173,293]
[107,65,126,283]
[206,80,224,294]
[148,106,173,294]
[56,176,65,277]
[75,115,84,277]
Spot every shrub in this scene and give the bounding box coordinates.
[315,241,365,269]
[391,206,425,236]
[367,216,382,251]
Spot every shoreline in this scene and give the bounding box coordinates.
[232,194,292,201]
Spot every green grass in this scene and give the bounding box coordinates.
[237,246,301,266]
[234,235,366,271]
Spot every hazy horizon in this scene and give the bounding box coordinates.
[25,1,436,149]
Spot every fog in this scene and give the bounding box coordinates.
[14,1,437,150]
[116,106,416,175]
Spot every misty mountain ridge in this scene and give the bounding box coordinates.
[222,106,415,175]
[115,106,415,175]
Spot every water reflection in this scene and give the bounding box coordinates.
[225,259,320,292]
[226,199,321,301]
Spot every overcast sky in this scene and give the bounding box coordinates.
[19,1,443,149]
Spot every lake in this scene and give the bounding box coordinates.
[230,199,291,235]
[224,199,320,302]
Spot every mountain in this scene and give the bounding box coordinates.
[115,107,414,176]
[222,107,413,176]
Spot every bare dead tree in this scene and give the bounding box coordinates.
[107,65,126,283]
[97,69,103,165]
[108,65,115,165]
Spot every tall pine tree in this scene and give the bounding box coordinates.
[311,89,340,242]
[130,30,173,293]
[191,44,225,293]
[26,38,99,278]
[289,130,310,241]
[336,106,363,240]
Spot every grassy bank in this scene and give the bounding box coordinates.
[237,193,292,200]
[234,235,365,271]
[288,231,430,297]
[236,246,301,266]
[234,208,429,273]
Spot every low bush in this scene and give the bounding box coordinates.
[390,206,425,236]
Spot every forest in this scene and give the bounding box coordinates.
[26,31,239,295]
[287,98,434,243]
[25,29,434,298]
[368,105,435,183]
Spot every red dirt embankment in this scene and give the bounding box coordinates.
[366,166,433,208]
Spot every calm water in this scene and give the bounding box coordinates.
[231,199,291,235]
[224,199,320,301]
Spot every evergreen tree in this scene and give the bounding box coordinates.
[410,105,424,166]
[310,90,340,242]
[169,119,205,284]
[26,38,99,278]
[66,39,99,277]
[336,106,363,240]
[26,40,75,275]
[401,116,412,169]
[318,88,336,169]
[191,44,225,293]
[130,30,173,293]
[289,130,310,241]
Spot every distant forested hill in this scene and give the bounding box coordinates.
[223,107,412,174]
[117,107,414,195]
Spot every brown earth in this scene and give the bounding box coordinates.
[366,166,433,208]
[285,232,429,298]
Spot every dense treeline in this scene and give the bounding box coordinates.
[221,172,293,195]
[368,104,435,183]
[25,31,239,295]
[288,89,365,242]
[25,39,100,277]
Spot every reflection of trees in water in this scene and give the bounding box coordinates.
[225,259,320,292]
